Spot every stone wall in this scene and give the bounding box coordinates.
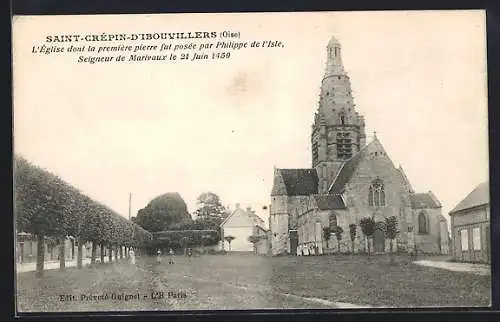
[412,208,445,254]
[342,140,410,247]
[270,195,289,255]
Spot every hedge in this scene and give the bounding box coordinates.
[14,155,152,275]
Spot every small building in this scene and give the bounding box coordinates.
[220,204,269,254]
[449,182,490,263]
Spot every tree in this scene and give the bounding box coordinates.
[360,217,376,255]
[248,235,267,254]
[224,235,235,251]
[14,156,76,276]
[14,155,153,274]
[334,226,344,254]
[248,235,259,253]
[193,192,228,232]
[349,224,357,254]
[194,192,227,221]
[385,216,400,264]
[322,227,332,254]
[134,193,192,232]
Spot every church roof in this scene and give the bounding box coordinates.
[313,194,346,210]
[397,166,414,193]
[328,144,371,194]
[279,169,319,196]
[450,181,489,214]
[410,193,441,209]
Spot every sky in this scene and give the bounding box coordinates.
[13,11,488,228]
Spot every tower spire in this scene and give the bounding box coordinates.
[311,35,367,193]
[325,36,345,76]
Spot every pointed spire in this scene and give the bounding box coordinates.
[325,35,345,76]
[373,131,378,140]
[328,36,341,47]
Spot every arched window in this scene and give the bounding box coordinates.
[418,212,428,234]
[368,179,386,207]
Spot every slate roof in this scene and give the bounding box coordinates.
[249,211,265,227]
[450,182,489,214]
[410,193,441,209]
[313,194,346,210]
[279,169,319,196]
[328,145,370,194]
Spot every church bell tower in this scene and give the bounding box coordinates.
[312,36,367,194]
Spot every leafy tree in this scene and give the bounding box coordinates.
[322,227,332,253]
[134,193,191,232]
[14,156,76,276]
[334,226,344,254]
[224,235,235,251]
[194,192,227,221]
[248,235,266,254]
[14,155,152,274]
[385,216,400,264]
[192,192,228,236]
[349,224,357,254]
[360,217,376,255]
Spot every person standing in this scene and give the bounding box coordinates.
[129,248,135,265]
[156,249,162,264]
[168,248,174,264]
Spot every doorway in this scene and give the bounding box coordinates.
[374,225,385,253]
[289,230,298,255]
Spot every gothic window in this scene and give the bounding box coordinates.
[368,179,386,207]
[418,212,428,234]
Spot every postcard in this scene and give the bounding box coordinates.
[12,11,490,313]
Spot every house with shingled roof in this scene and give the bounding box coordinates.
[269,36,449,256]
[449,182,490,263]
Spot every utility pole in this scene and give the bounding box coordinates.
[128,192,132,220]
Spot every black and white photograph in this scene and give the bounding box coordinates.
[12,10,490,312]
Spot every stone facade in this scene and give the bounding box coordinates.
[269,36,449,256]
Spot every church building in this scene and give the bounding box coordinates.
[269,36,450,256]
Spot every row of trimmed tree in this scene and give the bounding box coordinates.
[323,216,400,257]
[15,156,152,277]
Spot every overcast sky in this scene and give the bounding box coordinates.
[13,11,488,228]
